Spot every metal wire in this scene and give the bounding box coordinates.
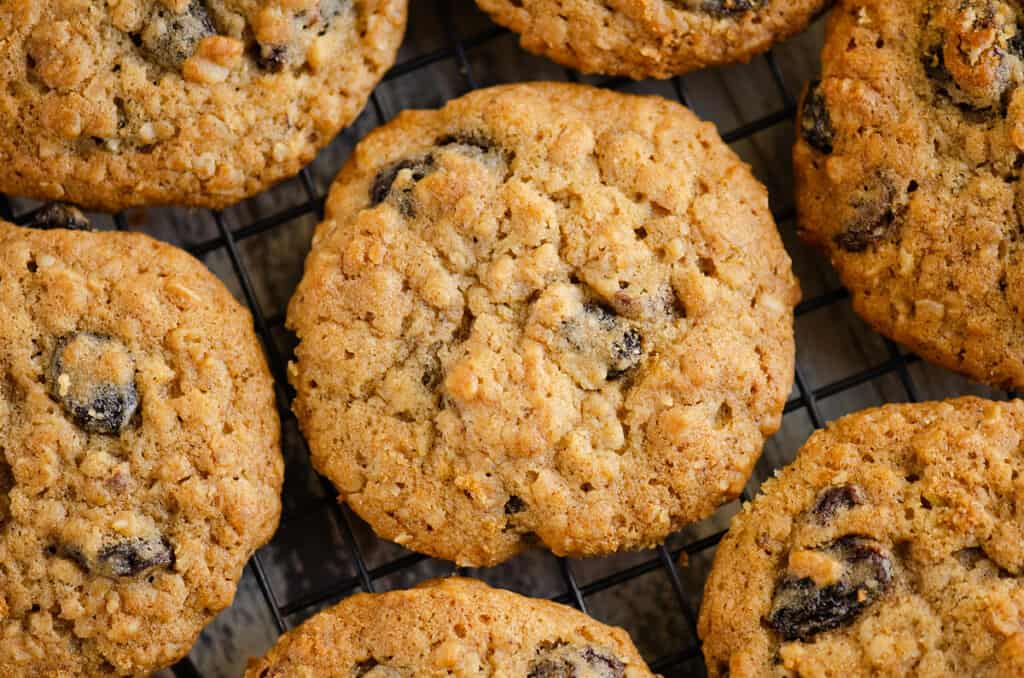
[0,5,953,676]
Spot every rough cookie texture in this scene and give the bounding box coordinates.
[287,83,799,566]
[473,0,828,79]
[699,397,1024,677]
[0,0,406,210]
[0,220,283,674]
[245,577,656,677]
[795,0,1024,390]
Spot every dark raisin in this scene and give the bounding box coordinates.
[28,203,92,231]
[435,130,495,152]
[504,495,526,514]
[368,155,436,210]
[47,333,139,435]
[1009,31,1024,59]
[698,0,763,16]
[834,181,902,252]
[352,659,400,677]
[580,647,625,675]
[420,342,443,389]
[353,659,378,677]
[556,301,646,381]
[811,483,866,524]
[579,303,644,380]
[766,536,893,641]
[921,20,1010,114]
[136,0,215,71]
[922,42,949,85]
[98,536,175,577]
[608,327,642,380]
[799,81,834,154]
[528,643,625,678]
[528,658,575,678]
[62,536,174,578]
[256,44,289,71]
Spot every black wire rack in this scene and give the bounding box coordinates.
[2,1,1001,675]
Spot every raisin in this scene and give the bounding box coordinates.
[573,302,644,380]
[811,483,866,524]
[580,647,625,675]
[921,43,999,114]
[369,155,436,215]
[528,658,575,678]
[766,536,893,641]
[0,459,12,520]
[62,536,174,578]
[667,0,761,14]
[921,8,1014,114]
[528,642,625,678]
[353,659,400,677]
[834,181,902,252]
[256,44,288,72]
[799,81,834,154]
[256,0,347,70]
[922,43,951,86]
[28,203,92,231]
[420,342,443,389]
[698,0,763,16]
[435,130,495,152]
[1009,31,1024,59]
[135,0,215,71]
[98,536,175,577]
[608,327,642,380]
[504,495,526,514]
[47,333,139,435]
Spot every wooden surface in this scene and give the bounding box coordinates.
[8,2,1005,675]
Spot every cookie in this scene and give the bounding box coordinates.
[473,0,828,79]
[698,397,1024,677]
[0,0,406,210]
[286,82,799,566]
[0,213,283,675]
[245,577,656,676]
[794,0,1024,390]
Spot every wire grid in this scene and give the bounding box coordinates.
[0,1,973,675]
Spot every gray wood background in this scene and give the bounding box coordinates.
[7,2,1003,675]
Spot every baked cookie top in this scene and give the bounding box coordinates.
[0,214,283,675]
[698,397,1024,677]
[287,82,799,566]
[0,0,406,210]
[246,577,656,677]
[795,0,1024,390]
[473,0,828,79]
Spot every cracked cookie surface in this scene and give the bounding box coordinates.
[245,577,656,677]
[699,397,1024,677]
[473,0,828,78]
[0,219,283,675]
[286,82,799,566]
[0,0,406,210]
[795,0,1024,389]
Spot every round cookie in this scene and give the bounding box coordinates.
[246,577,656,677]
[0,212,283,675]
[794,0,1024,390]
[473,0,828,79]
[698,397,1024,677]
[0,0,406,210]
[287,82,799,566]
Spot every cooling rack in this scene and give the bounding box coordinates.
[0,1,1008,675]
